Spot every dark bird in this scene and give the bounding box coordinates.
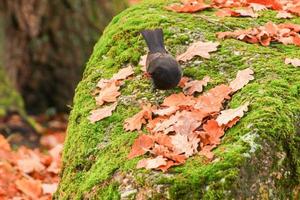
[141,28,182,90]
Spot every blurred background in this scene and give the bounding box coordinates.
[0,0,139,148]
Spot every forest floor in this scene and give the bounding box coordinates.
[0,112,67,199]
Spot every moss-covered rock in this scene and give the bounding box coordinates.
[56,0,300,199]
[0,67,24,116]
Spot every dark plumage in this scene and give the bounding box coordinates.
[141,28,182,90]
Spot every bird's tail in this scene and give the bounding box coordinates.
[141,28,166,53]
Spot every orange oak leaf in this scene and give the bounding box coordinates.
[147,116,167,131]
[183,76,210,95]
[276,11,293,18]
[288,5,300,16]
[215,8,239,17]
[178,76,191,88]
[285,58,300,67]
[16,178,42,199]
[166,0,211,13]
[112,65,134,80]
[153,133,173,149]
[128,134,154,159]
[124,104,152,131]
[235,8,258,18]
[249,3,268,11]
[247,0,282,10]
[17,151,45,174]
[195,84,232,113]
[162,92,195,107]
[42,183,58,195]
[0,134,11,151]
[170,133,198,157]
[153,106,178,116]
[177,41,219,61]
[95,80,120,106]
[137,156,167,169]
[216,102,249,126]
[152,145,186,163]
[88,102,118,123]
[229,68,254,92]
[225,117,241,128]
[158,160,181,172]
[202,119,225,145]
[199,145,216,160]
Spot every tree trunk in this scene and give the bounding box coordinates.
[0,0,127,114]
[56,0,300,199]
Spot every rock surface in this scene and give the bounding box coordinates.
[56,0,300,199]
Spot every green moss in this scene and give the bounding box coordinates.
[56,0,300,199]
[0,67,24,116]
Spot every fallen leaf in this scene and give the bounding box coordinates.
[288,5,300,16]
[162,92,195,107]
[276,11,293,18]
[235,7,258,18]
[137,156,167,169]
[229,68,254,92]
[247,0,282,10]
[95,80,120,106]
[42,183,58,195]
[177,41,219,61]
[183,76,210,95]
[128,134,154,159]
[124,104,152,131]
[215,8,239,17]
[195,84,232,113]
[112,65,134,80]
[88,102,118,123]
[178,76,191,88]
[202,119,225,145]
[166,0,211,13]
[199,145,216,160]
[0,134,11,151]
[16,178,42,199]
[171,134,197,157]
[285,58,300,67]
[153,106,178,116]
[249,3,268,11]
[216,102,249,126]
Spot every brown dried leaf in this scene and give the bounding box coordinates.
[16,178,42,199]
[235,8,258,18]
[153,106,178,116]
[166,0,211,13]
[183,76,210,95]
[128,134,154,159]
[216,102,249,126]
[285,58,300,67]
[162,92,195,107]
[136,156,167,169]
[177,41,219,61]
[88,102,118,123]
[95,81,120,106]
[276,11,293,18]
[249,3,268,11]
[124,104,152,131]
[112,65,134,80]
[229,68,254,92]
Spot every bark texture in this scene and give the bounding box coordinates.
[0,0,127,113]
[57,0,300,199]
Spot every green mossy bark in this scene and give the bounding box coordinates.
[0,67,24,116]
[56,0,300,199]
